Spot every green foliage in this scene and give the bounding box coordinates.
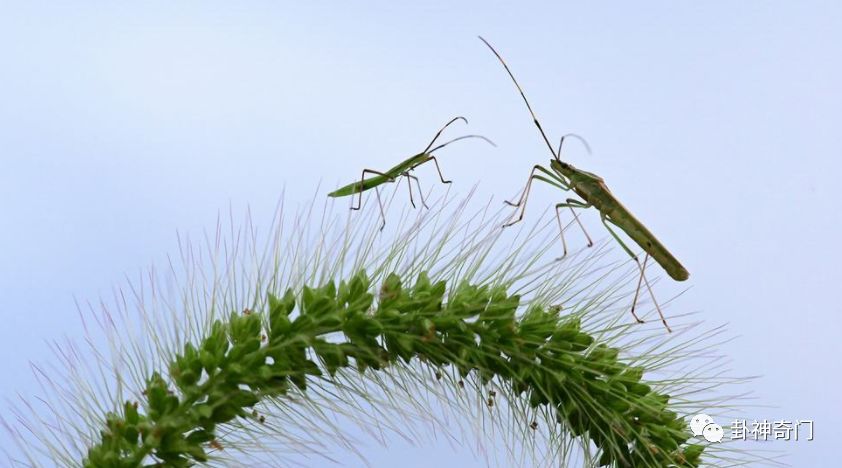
[83,270,703,467]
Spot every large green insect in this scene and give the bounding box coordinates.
[480,36,689,332]
[328,117,493,230]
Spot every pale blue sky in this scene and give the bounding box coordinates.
[1,1,840,466]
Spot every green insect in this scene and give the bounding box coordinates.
[328,117,494,230]
[480,36,689,332]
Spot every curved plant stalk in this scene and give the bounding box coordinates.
[84,270,704,467]
[3,189,763,467]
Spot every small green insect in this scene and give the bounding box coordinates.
[480,36,689,332]
[328,117,494,230]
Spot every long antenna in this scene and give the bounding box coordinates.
[422,116,468,153]
[557,133,592,158]
[479,36,558,160]
[429,134,496,154]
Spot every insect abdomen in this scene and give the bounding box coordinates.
[328,175,388,197]
[614,212,690,281]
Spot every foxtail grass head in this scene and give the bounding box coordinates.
[2,189,768,467]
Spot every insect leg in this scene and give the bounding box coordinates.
[374,186,386,231]
[403,172,430,209]
[599,214,646,324]
[630,253,649,321]
[504,167,536,209]
[599,214,636,257]
[411,174,429,209]
[352,169,396,211]
[564,198,595,247]
[600,214,670,331]
[553,199,592,258]
[402,173,417,209]
[503,166,570,228]
[554,203,569,257]
[635,255,670,332]
[505,165,569,207]
[428,156,451,184]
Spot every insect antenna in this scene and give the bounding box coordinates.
[557,133,592,159]
[422,116,468,153]
[428,134,496,154]
[479,36,558,160]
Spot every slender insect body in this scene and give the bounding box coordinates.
[328,116,494,230]
[602,202,690,282]
[551,160,689,282]
[480,35,689,330]
[607,207,689,281]
[328,153,430,198]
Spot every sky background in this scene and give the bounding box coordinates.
[1,1,840,466]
